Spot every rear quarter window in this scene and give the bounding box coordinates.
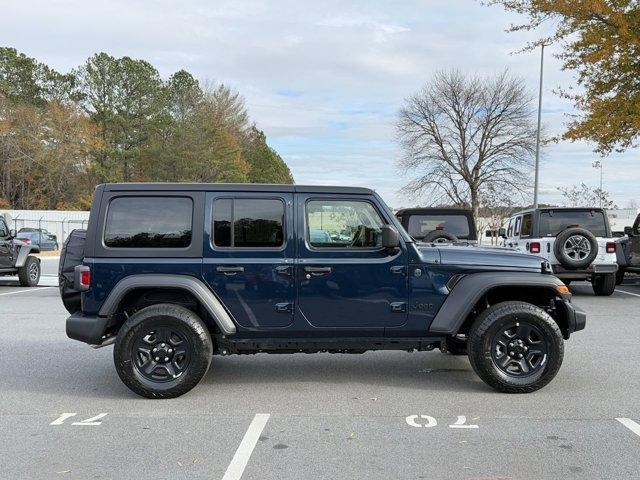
[104,196,193,248]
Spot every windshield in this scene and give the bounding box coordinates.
[407,214,471,239]
[539,210,607,237]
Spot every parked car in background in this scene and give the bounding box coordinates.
[619,213,640,278]
[16,231,59,251]
[17,227,57,242]
[395,208,477,243]
[0,214,41,286]
[499,207,618,295]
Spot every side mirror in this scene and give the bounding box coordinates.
[624,226,633,236]
[498,227,507,238]
[381,225,399,250]
[8,229,16,239]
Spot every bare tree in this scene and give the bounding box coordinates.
[397,70,537,221]
[557,183,617,210]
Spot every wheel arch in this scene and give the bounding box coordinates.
[15,246,41,267]
[99,274,236,336]
[428,272,571,338]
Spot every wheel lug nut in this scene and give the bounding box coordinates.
[154,357,160,361]
[161,343,165,347]
[164,357,169,362]
[509,351,514,356]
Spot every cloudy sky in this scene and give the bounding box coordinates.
[3,0,637,208]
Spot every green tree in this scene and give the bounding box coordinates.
[244,128,294,184]
[487,0,640,154]
[79,53,166,181]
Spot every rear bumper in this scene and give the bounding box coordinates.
[66,312,110,345]
[553,263,617,279]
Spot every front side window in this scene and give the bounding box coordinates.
[212,198,284,248]
[307,200,384,248]
[104,196,193,248]
[0,220,7,237]
[507,218,514,237]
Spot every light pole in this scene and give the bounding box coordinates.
[533,43,545,209]
[593,160,603,208]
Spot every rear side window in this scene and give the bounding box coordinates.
[514,216,522,236]
[212,198,284,248]
[104,196,193,248]
[507,218,514,237]
[520,214,533,237]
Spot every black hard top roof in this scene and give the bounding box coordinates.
[512,207,607,216]
[101,183,374,195]
[395,207,473,216]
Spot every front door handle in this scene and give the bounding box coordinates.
[304,266,332,275]
[216,266,244,275]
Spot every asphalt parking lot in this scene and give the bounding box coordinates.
[1,257,639,479]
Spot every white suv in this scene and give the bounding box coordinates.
[498,208,618,296]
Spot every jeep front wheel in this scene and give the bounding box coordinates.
[114,304,213,399]
[18,255,40,287]
[467,301,564,393]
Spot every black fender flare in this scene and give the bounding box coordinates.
[98,274,237,335]
[428,272,564,335]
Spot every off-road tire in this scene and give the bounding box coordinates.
[423,230,458,243]
[554,227,598,269]
[468,301,564,394]
[18,255,40,287]
[114,304,213,399]
[616,268,625,285]
[592,273,616,296]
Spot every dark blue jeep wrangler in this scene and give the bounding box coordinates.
[60,183,586,398]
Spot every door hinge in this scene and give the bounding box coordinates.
[275,265,293,276]
[275,302,293,313]
[390,302,407,313]
[390,265,406,276]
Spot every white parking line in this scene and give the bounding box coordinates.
[616,418,640,438]
[0,286,56,297]
[222,413,270,480]
[615,289,640,298]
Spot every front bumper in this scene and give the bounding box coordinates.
[66,312,110,345]
[557,298,586,337]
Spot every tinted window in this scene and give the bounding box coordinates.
[407,214,471,239]
[307,200,384,248]
[520,214,533,237]
[514,216,522,236]
[212,198,284,248]
[507,218,514,237]
[539,210,607,237]
[104,197,193,248]
[0,221,7,237]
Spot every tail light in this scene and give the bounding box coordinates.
[18,237,30,244]
[606,242,616,253]
[74,265,91,291]
[530,242,541,253]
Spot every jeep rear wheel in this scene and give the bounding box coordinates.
[467,301,564,393]
[114,304,213,399]
[18,255,40,287]
[592,273,616,296]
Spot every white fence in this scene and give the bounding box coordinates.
[1,209,90,246]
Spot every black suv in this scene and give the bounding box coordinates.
[0,214,41,286]
[60,183,585,398]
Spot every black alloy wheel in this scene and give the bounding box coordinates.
[490,322,548,377]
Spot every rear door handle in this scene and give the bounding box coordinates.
[216,266,244,275]
[304,266,332,275]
